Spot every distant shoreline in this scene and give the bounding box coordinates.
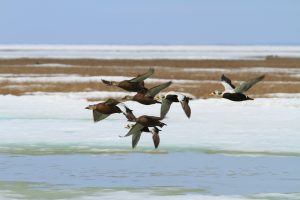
[0,57,299,98]
[0,45,300,60]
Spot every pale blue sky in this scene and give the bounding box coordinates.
[0,0,299,45]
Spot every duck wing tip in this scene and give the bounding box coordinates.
[152,130,160,149]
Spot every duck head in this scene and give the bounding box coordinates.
[124,123,135,129]
[122,95,134,101]
[154,94,165,102]
[85,104,97,110]
[209,90,223,96]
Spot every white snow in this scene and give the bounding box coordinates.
[1,45,300,59]
[182,67,300,74]
[0,73,76,77]
[26,91,135,99]
[265,93,300,98]
[0,94,300,156]
[26,63,75,68]
[70,192,300,200]
[0,75,207,84]
[0,74,298,88]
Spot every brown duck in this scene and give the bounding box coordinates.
[85,98,135,122]
[101,68,154,92]
[122,114,166,148]
[122,81,172,105]
[124,124,161,149]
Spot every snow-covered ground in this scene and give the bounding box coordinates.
[0,75,207,84]
[1,45,300,59]
[1,94,299,155]
[1,94,300,200]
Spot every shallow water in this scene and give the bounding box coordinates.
[0,152,300,200]
[0,95,300,199]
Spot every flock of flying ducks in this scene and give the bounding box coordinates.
[85,68,265,149]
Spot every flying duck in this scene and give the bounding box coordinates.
[85,98,135,122]
[122,81,172,105]
[124,123,161,149]
[101,68,154,92]
[210,74,265,101]
[155,92,192,118]
[122,114,166,148]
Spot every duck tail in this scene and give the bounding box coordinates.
[246,96,254,100]
[187,97,193,101]
[101,79,118,86]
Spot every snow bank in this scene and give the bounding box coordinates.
[0,94,300,156]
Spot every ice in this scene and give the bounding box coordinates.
[265,93,300,98]
[26,91,136,99]
[0,45,300,59]
[70,192,300,200]
[183,67,300,74]
[0,75,205,84]
[0,94,300,155]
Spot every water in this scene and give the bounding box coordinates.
[0,153,300,199]
[0,95,300,199]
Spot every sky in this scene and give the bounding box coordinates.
[0,0,299,45]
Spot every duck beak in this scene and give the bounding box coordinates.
[209,92,214,96]
[85,106,90,109]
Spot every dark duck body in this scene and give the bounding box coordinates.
[222,93,253,101]
[132,93,161,105]
[122,114,166,149]
[117,80,145,92]
[123,81,172,105]
[123,124,161,149]
[101,68,154,92]
[95,103,122,114]
[85,98,134,122]
[136,115,166,127]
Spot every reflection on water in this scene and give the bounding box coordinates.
[0,152,300,199]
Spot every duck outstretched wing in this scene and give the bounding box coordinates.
[124,123,144,137]
[234,75,265,93]
[104,98,120,106]
[132,129,142,149]
[160,98,173,118]
[221,74,235,92]
[116,103,136,121]
[151,127,160,149]
[176,93,191,118]
[93,110,110,122]
[146,81,172,97]
[130,68,155,83]
[180,99,191,118]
